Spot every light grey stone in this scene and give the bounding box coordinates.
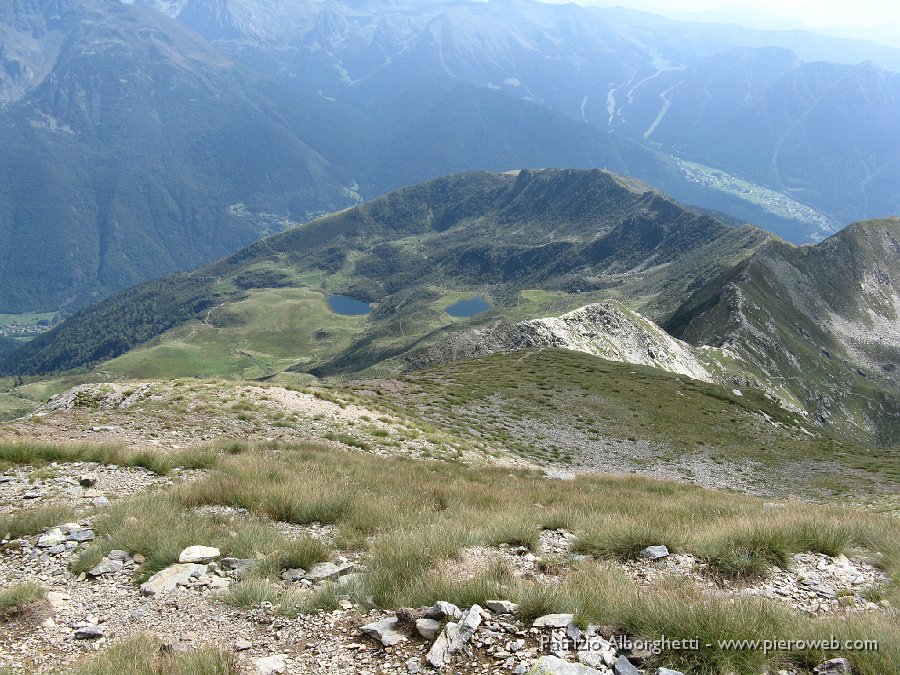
[67,529,95,543]
[416,617,441,641]
[108,549,131,561]
[427,600,462,620]
[304,561,354,582]
[639,545,669,560]
[88,559,123,577]
[361,616,407,647]
[178,545,220,563]
[530,655,605,674]
[485,599,519,614]
[533,613,575,628]
[656,668,685,675]
[74,625,104,640]
[614,655,640,675]
[139,563,207,597]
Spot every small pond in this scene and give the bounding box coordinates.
[328,294,372,316]
[445,296,491,318]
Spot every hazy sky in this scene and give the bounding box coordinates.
[575,0,899,28]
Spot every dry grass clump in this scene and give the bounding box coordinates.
[0,582,46,621]
[70,635,239,675]
[0,505,76,540]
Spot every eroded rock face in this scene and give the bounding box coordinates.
[408,301,712,382]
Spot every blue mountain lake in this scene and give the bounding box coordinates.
[445,296,491,318]
[328,294,372,316]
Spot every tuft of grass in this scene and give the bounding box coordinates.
[220,578,281,609]
[258,537,331,578]
[70,635,239,675]
[700,526,790,579]
[574,521,682,561]
[0,505,75,540]
[0,582,45,620]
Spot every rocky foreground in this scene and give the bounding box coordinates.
[1,460,890,674]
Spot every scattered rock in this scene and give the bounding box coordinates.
[361,617,407,647]
[531,655,605,674]
[614,655,640,675]
[234,638,252,652]
[178,545,220,563]
[79,474,97,487]
[814,657,851,674]
[93,496,110,508]
[533,613,575,628]
[139,563,207,597]
[304,561,354,582]
[108,549,131,561]
[427,600,463,620]
[655,669,685,675]
[415,617,441,641]
[74,625,104,640]
[67,529,95,543]
[254,654,287,675]
[639,545,669,561]
[485,599,520,614]
[88,559,124,577]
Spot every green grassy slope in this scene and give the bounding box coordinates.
[342,348,898,499]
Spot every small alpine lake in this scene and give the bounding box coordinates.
[327,294,372,316]
[445,296,491,318]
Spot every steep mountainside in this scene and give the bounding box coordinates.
[667,218,900,445]
[0,0,360,311]
[0,168,771,379]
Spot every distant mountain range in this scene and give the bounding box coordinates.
[5,169,897,444]
[0,0,898,313]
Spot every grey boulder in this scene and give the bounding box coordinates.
[360,617,407,647]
